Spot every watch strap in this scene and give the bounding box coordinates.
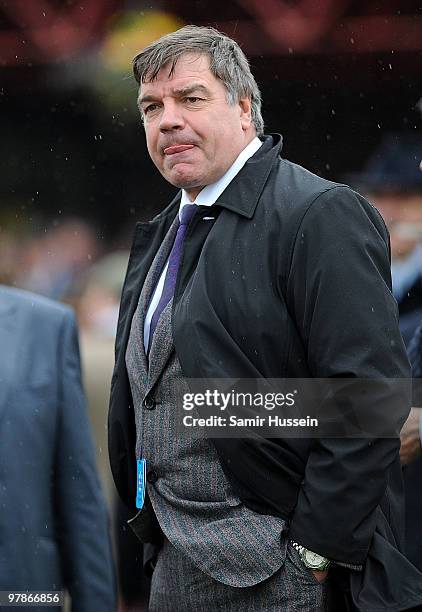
[291,541,305,555]
[290,540,331,570]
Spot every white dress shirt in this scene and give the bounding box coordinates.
[143,136,263,350]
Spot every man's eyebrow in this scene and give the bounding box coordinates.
[138,83,210,106]
[138,94,158,106]
[172,84,210,97]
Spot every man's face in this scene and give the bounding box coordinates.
[138,53,255,201]
[370,192,422,259]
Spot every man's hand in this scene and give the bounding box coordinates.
[312,569,329,583]
[400,407,422,465]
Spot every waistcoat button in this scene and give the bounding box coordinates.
[143,397,156,410]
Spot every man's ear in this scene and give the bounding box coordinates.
[239,97,253,131]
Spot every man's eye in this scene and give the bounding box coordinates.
[144,104,159,115]
[185,97,202,104]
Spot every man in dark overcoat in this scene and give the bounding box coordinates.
[108,25,422,611]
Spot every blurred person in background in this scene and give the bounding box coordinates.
[352,135,422,574]
[76,251,128,341]
[16,218,100,301]
[0,283,116,611]
[108,25,422,612]
[349,134,422,347]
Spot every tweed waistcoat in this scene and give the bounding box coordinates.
[125,213,287,587]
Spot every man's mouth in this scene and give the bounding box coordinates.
[163,144,195,155]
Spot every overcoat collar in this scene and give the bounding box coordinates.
[216,133,282,218]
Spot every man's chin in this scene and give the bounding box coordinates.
[163,169,204,192]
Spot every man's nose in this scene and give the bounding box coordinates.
[159,101,184,132]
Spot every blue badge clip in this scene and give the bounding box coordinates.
[136,458,147,509]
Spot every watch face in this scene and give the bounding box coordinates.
[303,550,326,569]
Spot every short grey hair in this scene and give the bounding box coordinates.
[133,25,264,136]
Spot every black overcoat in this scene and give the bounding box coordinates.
[108,135,422,610]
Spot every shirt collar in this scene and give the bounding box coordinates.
[179,136,263,217]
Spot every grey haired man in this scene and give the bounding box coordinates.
[108,25,422,611]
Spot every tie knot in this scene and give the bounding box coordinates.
[179,204,197,227]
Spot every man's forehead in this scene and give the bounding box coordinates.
[139,53,214,92]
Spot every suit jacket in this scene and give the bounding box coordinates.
[109,134,422,610]
[0,285,116,611]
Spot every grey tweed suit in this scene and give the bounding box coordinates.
[125,212,329,611]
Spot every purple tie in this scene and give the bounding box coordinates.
[148,204,197,351]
